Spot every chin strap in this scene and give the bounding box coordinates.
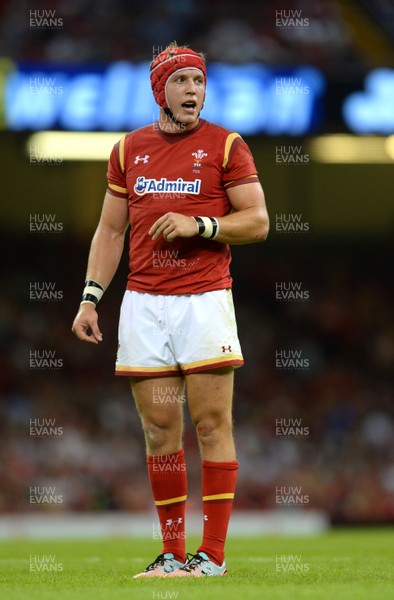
[163,107,201,130]
[163,107,184,127]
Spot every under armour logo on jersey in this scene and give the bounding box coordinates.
[134,154,150,164]
[222,345,232,353]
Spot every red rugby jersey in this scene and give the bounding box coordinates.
[106,118,259,295]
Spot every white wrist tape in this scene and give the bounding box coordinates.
[81,280,105,306]
[194,216,220,240]
[199,216,213,238]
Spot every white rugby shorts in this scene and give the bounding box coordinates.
[115,289,244,377]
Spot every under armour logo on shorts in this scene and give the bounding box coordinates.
[221,345,232,353]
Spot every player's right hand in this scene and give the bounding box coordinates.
[71,304,103,344]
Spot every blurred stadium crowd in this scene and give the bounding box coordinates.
[2,0,394,78]
[1,238,393,524]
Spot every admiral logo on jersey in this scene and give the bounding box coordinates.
[134,176,201,197]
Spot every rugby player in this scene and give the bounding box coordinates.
[72,42,269,577]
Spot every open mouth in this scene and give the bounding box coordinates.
[182,101,197,111]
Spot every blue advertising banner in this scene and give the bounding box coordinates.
[3,61,325,135]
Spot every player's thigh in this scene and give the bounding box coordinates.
[130,376,185,427]
[185,367,234,426]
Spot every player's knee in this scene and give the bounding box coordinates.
[194,414,232,447]
[142,419,180,452]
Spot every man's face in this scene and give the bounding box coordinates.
[165,69,205,129]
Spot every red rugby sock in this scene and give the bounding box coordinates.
[147,449,187,563]
[197,460,239,566]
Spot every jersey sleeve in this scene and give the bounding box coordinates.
[106,134,128,199]
[222,133,260,190]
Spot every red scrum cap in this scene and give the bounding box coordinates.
[150,44,207,111]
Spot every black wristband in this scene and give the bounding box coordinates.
[84,279,104,291]
[193,216,206,235]
[209,217,218,240]
[81,293,99,305]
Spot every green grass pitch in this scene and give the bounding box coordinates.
[0,529,393,600]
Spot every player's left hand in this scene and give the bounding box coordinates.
[149,212,198,242]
